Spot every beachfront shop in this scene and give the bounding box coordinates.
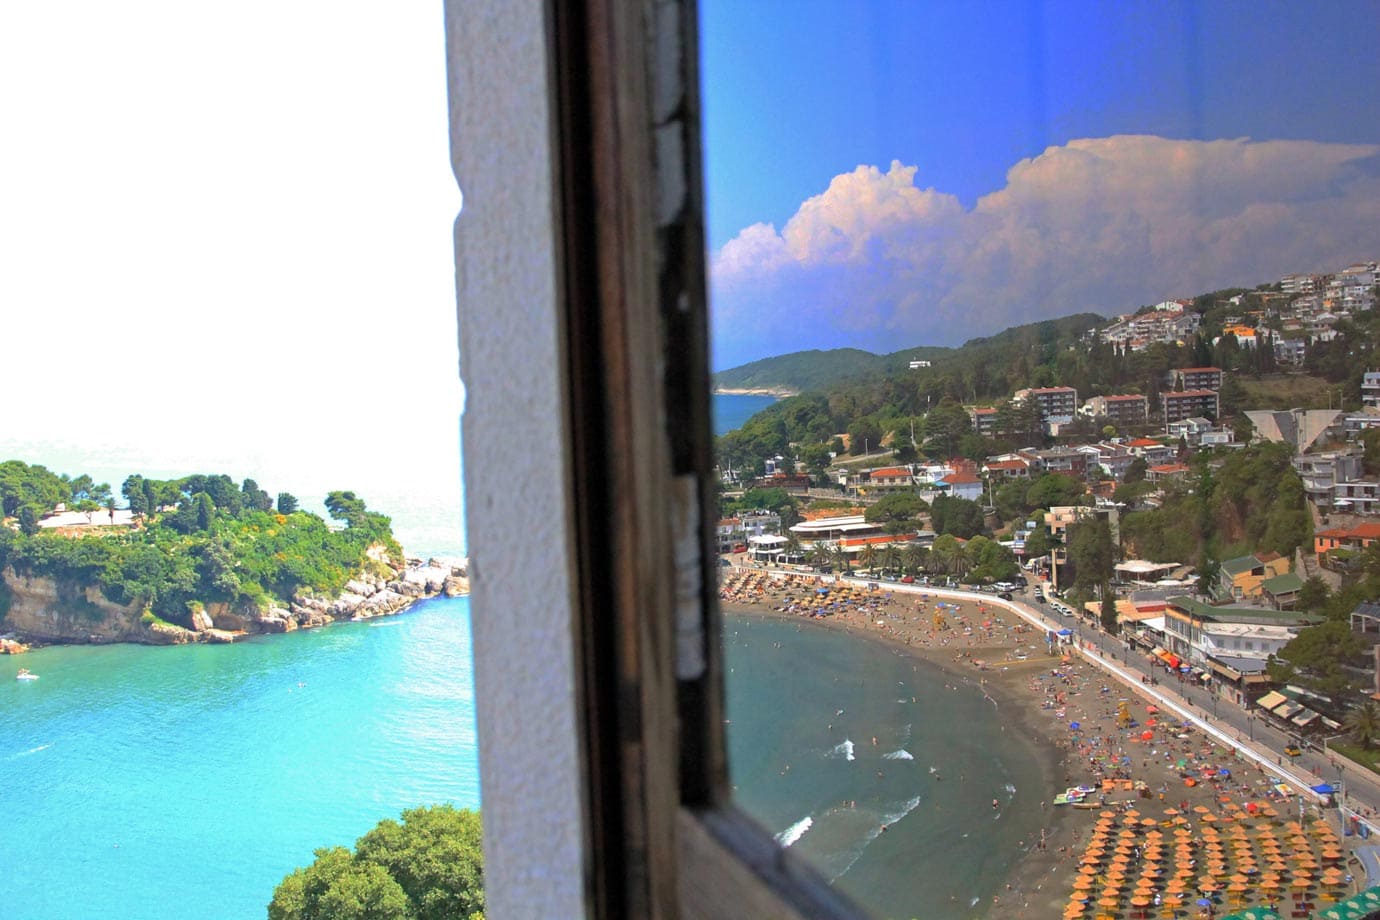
[1254,688,1343,739]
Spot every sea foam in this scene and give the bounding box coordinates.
[883,749,913,760]
[776,816,813,848]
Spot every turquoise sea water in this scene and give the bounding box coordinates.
[1,397,1035,919]
[724,614,1048,920]
[0,597,477,920]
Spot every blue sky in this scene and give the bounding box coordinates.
[701,0,1380,368]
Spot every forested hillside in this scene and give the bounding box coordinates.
[0,461,399,626]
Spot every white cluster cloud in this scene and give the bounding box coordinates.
[710,136,1380,367]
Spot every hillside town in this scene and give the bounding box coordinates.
[716,259,1380,762]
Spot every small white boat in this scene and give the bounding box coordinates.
[16,668,39,681]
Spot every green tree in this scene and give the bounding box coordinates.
[863,492,925,527]
[929,494,984,539]
[269,847,410,920]
[847,418,882,456]
[17,505,40,536]
[277,492,300,515]
[1025,473,1085,510]
[242,478,274,513]
[269,805,484,920]
[1346,701,1380,750]
[1067,518,1114,591]
[1099,584,1119,635]
[326,490,369,523]
[1269,621,1366,696]
[1022,526,1053,560]
[1363,428,1380,477]
[1297,576,1330,614]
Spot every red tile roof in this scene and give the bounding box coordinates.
[984,459,1029,470]
[869,467,911,479]
[942,472,981,485]
[1127,438,1162,447]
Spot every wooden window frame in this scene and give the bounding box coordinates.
[446,0,867,916]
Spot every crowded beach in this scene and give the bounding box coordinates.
[721,567,1379,919]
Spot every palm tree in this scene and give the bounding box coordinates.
[879,544,901,576]
[782,534,803,566]
[858,544,878,573]
[806,545,830,571]
[903,543,928,576]
[830,544,851,575]
[1346,701,1380,749]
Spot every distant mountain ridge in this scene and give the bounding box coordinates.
[712,313,1104,394]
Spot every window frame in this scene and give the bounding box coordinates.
[446,0,867,916]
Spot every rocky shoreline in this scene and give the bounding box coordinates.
[0,556,469,649]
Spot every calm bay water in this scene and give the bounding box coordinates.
[725,614,1047,920]
[0,597,477,920]
[713,391,778,435]
[1,396,1034,919]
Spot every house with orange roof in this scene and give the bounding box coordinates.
[1314,522,1380,556]
[1145,463,1191,482]
[982,457,1030,479]
[865,466,915,489]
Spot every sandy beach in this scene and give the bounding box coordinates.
[722,568,1357,919]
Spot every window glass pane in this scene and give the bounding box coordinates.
[703,2,1380,917]
[0,8,475,919]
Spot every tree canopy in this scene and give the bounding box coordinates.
[1,461,401,625]
[269,805,483,920]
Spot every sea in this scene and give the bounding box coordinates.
[0,395,1041,919]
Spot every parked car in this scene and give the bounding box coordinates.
[1284,745,1302,757]
[900,575,915,584]
[998,592,1013,601]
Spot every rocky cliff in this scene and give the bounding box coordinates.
[0,557,469,647]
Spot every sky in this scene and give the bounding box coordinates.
[701,0,1380,369]
[5,2,1380,534]
[0,4,465,553]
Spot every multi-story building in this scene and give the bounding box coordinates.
[1334,480,1380,515]
[1292,450,1364,508]
[1160,389,1219,421]
[1363,371,1380,410]
[1019,447,1089,477]
[968,406,998,438]
[1082,394,1149,427]
[1013,386,1078,425]
[1273,338,1306,366]
[1281,273,1323,295]
[1083,443,1135,481]
[1171,367,1224,392]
